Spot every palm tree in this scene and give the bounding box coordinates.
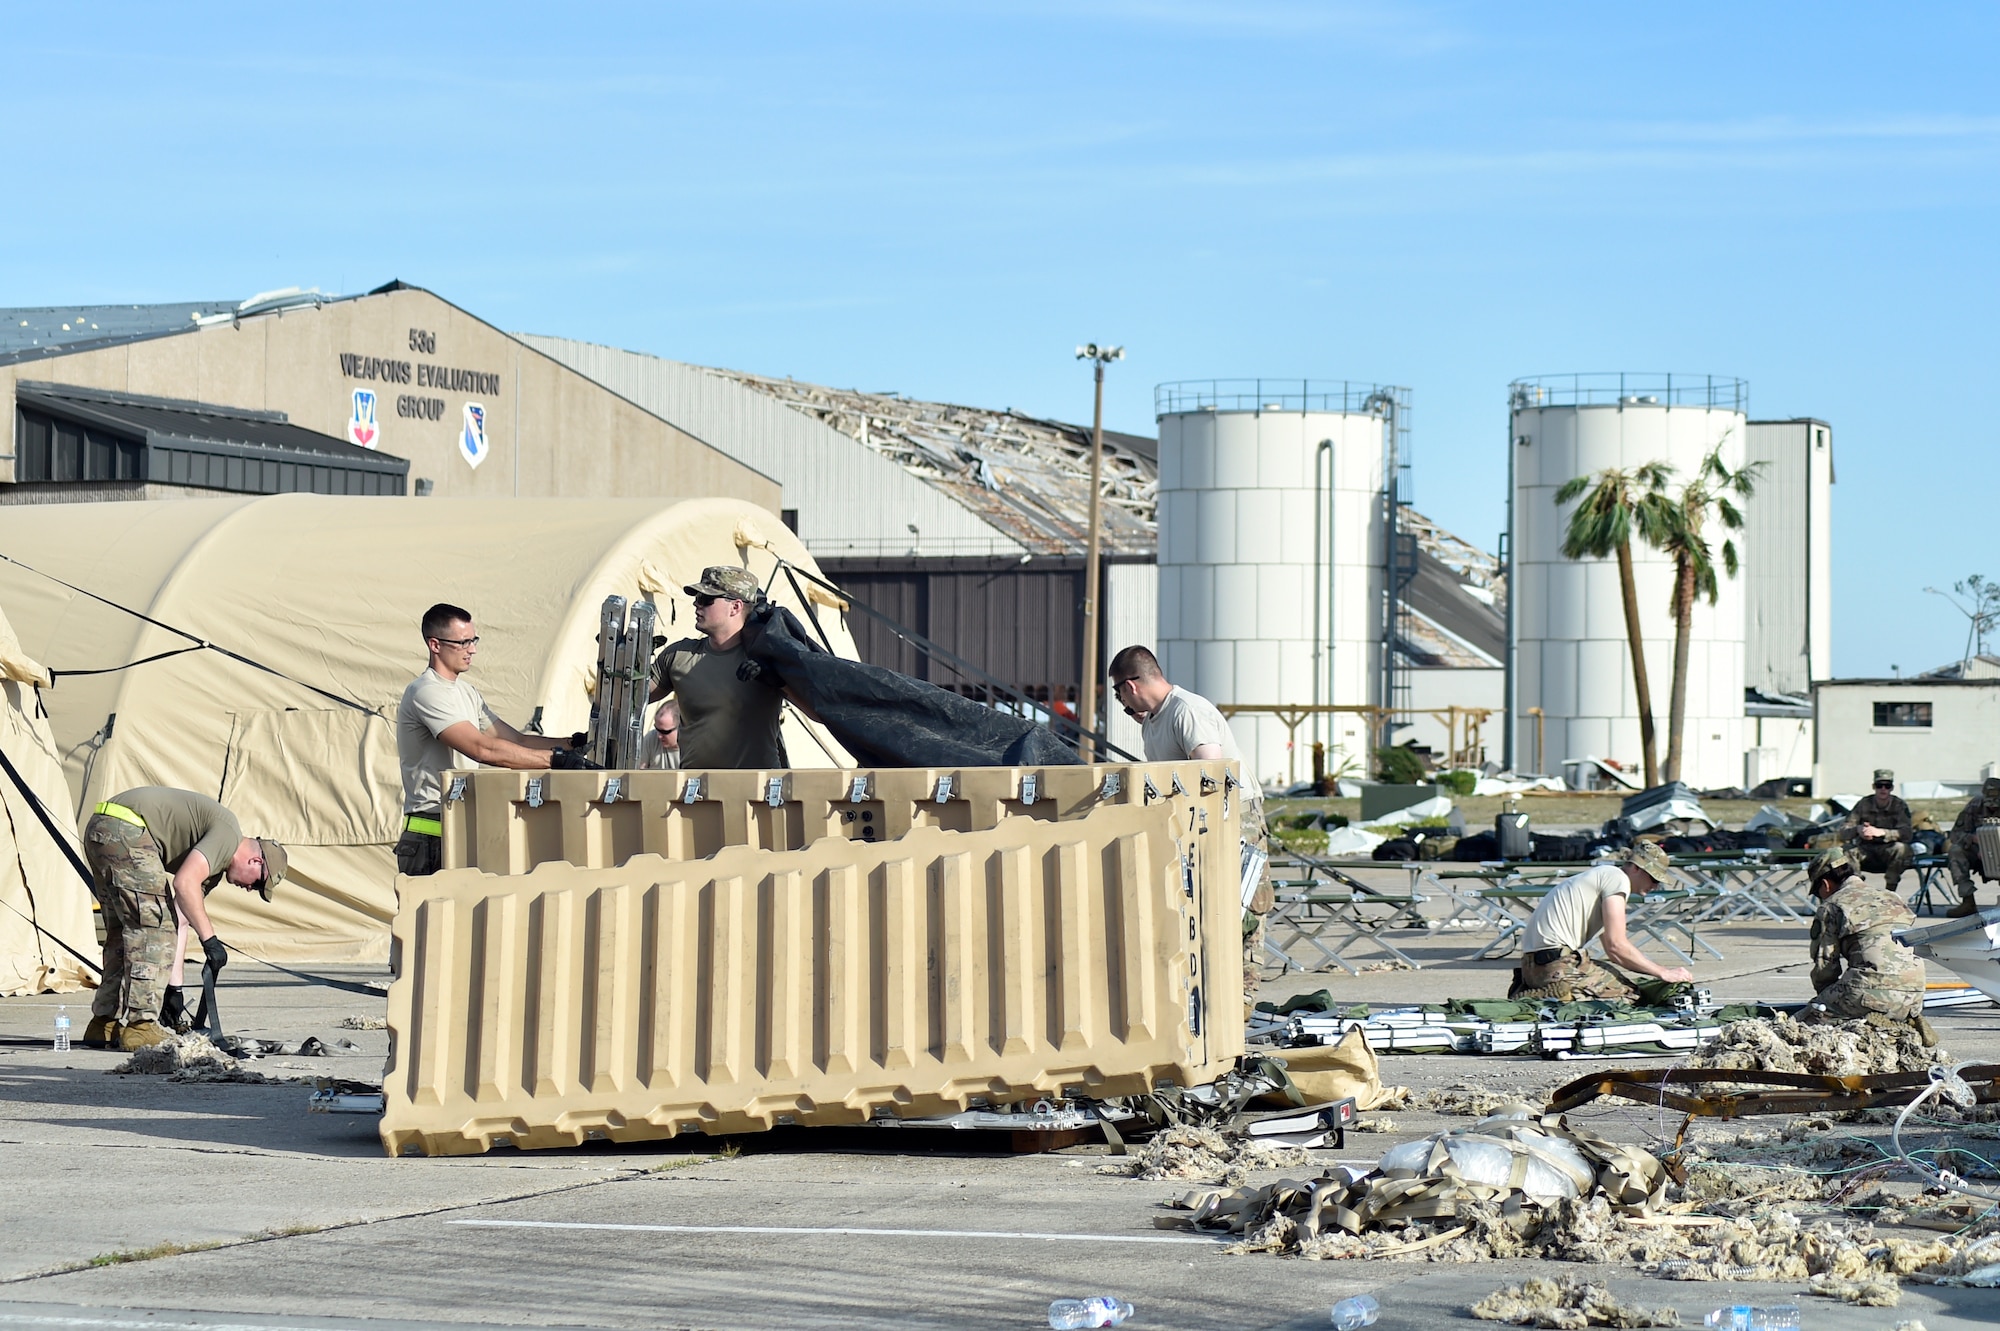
[1653,441,1760,783]
[1554,462,1674,788]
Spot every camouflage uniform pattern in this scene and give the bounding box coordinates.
[1842,793,1914,891]
[1807,880,1924,1020]
[1513,950,1643,1003]
[1946,786,2000,901]
[1241,793,1273,1001]
[81,814,177,1027]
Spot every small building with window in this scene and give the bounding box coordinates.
[1813,657,2000,796]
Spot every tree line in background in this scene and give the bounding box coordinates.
[1557,439,1760,788]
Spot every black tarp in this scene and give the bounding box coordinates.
[738,601,1083,768]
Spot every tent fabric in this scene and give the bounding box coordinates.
[0,495,857,963]
[0,606,96,995]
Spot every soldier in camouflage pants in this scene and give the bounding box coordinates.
[1803,848,1926,1025]
[82,817,180,1033]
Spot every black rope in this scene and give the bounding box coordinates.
[223,940,384,997]
[0,551,379,716]
[48,645,204,681]
[0,745,102,976]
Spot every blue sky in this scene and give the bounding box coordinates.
[4,2,1995,677]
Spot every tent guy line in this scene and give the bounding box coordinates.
[0,551,378,717]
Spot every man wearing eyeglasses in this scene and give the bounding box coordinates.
[1107,645,1273,1001]
[637,700,683,770]
[1841,768,1912,894]
[648,567,787,771]
[394,602,578,877]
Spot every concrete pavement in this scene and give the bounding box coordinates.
[2,910,1996,1329]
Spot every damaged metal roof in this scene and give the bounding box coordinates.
[708,368,1159,558]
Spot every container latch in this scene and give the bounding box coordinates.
[1100,772,1123,799]
[1019,773,1039,805]
[682,774,704,804]
[525,777,544,809]
[849,775,870,803]
[601,775,623,804]
[1142,776,1159,802]
[765,777,786,808]
[934,774,954,803]
[1170,773,1186,797]
[445,775,467,804]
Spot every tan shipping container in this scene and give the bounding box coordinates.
[382,762,1245,1156]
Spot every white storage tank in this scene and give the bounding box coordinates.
[1509,374,1749,790]
[1155,381,1393,789]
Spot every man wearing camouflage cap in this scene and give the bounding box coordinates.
[81,786,285,1050]
[1944,776,2000,917]
[1509,840,1696,1002]
[1802,847,1930,1037]
[1842,768,1913,893]
[649,566,788,770]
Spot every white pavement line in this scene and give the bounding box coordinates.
[0,1311,332,1319]
[449,1219,1223,1245]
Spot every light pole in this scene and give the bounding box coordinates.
[1075,342,1124,760]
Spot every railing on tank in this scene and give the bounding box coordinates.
[1507,373,1748,412]
[1154,379,1399,416]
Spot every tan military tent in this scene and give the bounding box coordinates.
[0,495,856,963]
[0,604,96,994]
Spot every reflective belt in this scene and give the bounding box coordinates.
[93,800,147,829]
[404,814,443,837]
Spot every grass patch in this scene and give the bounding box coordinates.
[87,1222,326,1267]
[88,1238,227,1267]
[647,1153,728,1174]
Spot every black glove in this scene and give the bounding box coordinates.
[201,935,228,973]
[159,986,190,1033]
[568,732,587,750]
[550,748,602,771]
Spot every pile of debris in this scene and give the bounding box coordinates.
[1686,1013,1946,1077]
[1094,1125,1314,1186]
[1471,1276,1678,1328]
[111,1033,272,1084]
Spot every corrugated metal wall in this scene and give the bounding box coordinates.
[822,556,1089,705]
[518,337,1023,559]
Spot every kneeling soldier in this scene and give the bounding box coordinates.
[1803,847,1930,1040]
[1511,841,1695,1002]
[82,787,285,1050]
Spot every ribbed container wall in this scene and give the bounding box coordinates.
[1512,388,1748,789]
[1157,403,1385,787]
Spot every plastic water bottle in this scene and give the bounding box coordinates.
[1332,1294,1380,1329]
[1048,1297,1134,1329]
[1659,1260,1761,1280]
[52,1005,70,1052]
[1704,1306,1799,1331]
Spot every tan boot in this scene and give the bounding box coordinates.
[82,1015,120,1044]
[117,1021,173,1051]
[1913,1014,1941,1048]
[1946,898,1981,918]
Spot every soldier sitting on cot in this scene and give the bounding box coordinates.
[1508,840,1695,1003]
[1843,768,1914,893]
[1802,847,1934,1043]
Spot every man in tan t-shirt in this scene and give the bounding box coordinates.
[81,786,286,1049]
[648,568,788,770]
[1511,840,1695,1002]
[394,602,579,876]
[1108,645,1273,1004]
